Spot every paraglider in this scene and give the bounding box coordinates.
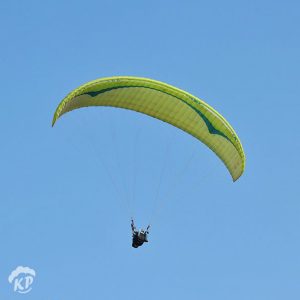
[131,219,150,248]
[52,76,245,181]
[52,76,246,248]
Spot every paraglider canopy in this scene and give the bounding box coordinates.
[52,76,245,181]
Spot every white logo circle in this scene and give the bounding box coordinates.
[8,266,36,294]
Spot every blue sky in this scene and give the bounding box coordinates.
[0,0,299,299]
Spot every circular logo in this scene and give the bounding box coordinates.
[8,266,36,294]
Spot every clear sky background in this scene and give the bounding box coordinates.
[0,0,299,299]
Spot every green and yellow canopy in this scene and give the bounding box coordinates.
[52,76,245,181]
